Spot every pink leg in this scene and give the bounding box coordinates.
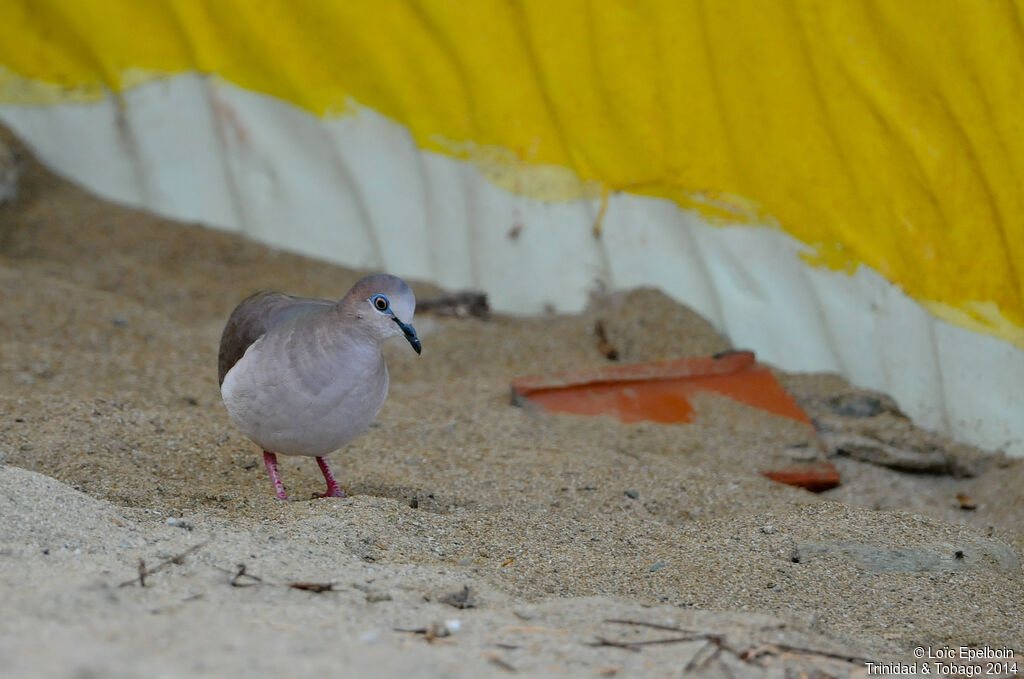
[263,451,289,501]
[315,456,347,498]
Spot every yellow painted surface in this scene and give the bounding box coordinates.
[1,0,1022,346]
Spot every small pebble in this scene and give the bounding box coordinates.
[649,562,666,572]
[761,525,776,535]
[624,490,639,499]
[425,621,454,638]
[166,517,193,531]
[830,393,886,418]
[440,584,475,609]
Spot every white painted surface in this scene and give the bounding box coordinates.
[2,74,1021,455]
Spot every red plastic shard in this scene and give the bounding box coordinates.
[759,462,841,493]
[510,351,811,425]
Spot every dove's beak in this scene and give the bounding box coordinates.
[393,316,422,354]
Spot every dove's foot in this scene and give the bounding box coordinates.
[263,451,289,501]
[315,456,348,498]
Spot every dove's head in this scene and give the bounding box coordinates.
[342,274,421,354]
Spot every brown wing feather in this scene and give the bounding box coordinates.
[217,291,334,385]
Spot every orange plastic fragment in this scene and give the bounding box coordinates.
[759,462,840,492]
[510,351,811,425]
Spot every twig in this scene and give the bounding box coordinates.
[219,564,350,596]
[604,619,700,634]
[598,620,733,670]
[288,582,337,593]
[119,541,209,587]
[684,639,725,672]
[594,320,619,360]
[589,637,642,653]
[482,653,517,672]
[745,643,874,666]
[394,621,456,643]
[619,636,709,648]
[589,634,718,652]
[229,565,262,585]
[600,619,873,669]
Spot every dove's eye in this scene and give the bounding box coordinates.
[372,294,390,312]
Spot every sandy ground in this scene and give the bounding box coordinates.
[1,129,1022,678]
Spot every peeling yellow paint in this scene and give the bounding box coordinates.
[0,0,1021,347]
[434,137,604,203]
[0,65,101,105]
[924,301,1024,354]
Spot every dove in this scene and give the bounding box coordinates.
[218,274,421,500]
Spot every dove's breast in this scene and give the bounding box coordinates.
[221,325,389,456]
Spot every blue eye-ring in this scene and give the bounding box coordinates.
[371,294,390,312]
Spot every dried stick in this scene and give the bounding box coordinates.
[119,541,209,587]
